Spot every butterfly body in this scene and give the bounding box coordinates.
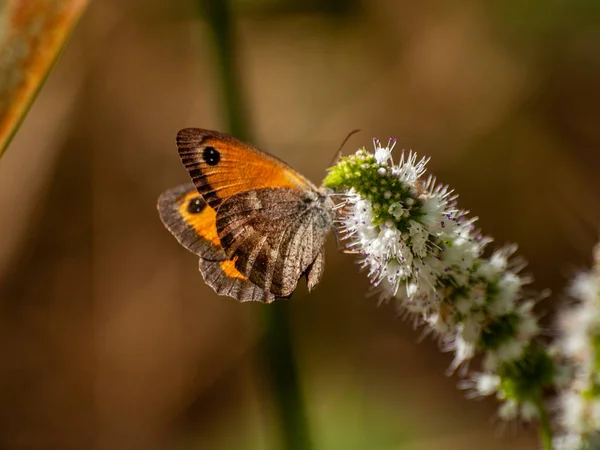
[158,129,334,303]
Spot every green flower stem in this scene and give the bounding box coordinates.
[197,1,312,449]
[534,396,553,450]
[262,302,312,450]
[197,0,249,141]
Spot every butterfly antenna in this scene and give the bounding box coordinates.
[329,129,361,167]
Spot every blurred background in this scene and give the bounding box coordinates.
[1,0,599,449]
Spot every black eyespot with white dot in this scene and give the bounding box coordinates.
[202,146,220,166]
[187,197,206,214]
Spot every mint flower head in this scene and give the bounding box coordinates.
[324,139,555,425]
[553,244,600,450]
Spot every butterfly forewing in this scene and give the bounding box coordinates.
[176,128,315,209]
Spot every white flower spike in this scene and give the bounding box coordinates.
[553,244,600,450]
[324,138,555,428]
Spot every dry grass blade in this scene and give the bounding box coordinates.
[0,0,87,157]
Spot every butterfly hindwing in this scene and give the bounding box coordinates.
[176,128,316,209]
[215,187,334,297]
[199,258,275,303]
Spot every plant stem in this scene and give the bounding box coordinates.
[196,0,249,141]
[197,1,312,449]
[262,301,312,450]
[534,396,553,450]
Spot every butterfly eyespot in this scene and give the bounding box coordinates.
[202,146,221,166]
[187,197,206,214]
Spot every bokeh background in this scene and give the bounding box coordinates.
[1,0,599,449]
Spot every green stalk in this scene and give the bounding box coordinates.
[534,396,553,450]
[262,301,312,450]
[197,1,312,449]
[196,0,249,141]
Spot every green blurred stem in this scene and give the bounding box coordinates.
[262,302,312,450]
[534,396,553,450]
[198,1,312,449]
[197,0,249,140]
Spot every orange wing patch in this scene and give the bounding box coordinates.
[198,135,310,197]
[157,183,226,260]
[219,257,248,280]
[177,189,221,247]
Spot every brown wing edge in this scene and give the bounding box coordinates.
[176,128,226,209]
[305,248,326,292]
[199,258,276,303]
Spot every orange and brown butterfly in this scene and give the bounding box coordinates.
[157,128,336,303]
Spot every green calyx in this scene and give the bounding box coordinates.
[498,344,555,402]
[324,151,423,228]
[593,332,600,373]
[479,313,520,350]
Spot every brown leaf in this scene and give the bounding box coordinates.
[0,0,88,157]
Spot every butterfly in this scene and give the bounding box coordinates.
[157,128,336,303]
